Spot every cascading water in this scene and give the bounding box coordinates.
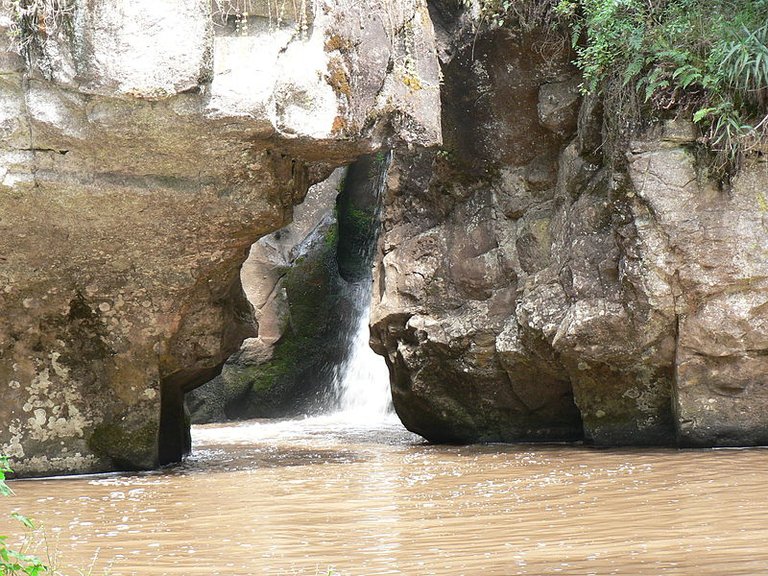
[330,282,394,423]
[327,151,395,423]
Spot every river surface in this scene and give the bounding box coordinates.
[3,416,768,575]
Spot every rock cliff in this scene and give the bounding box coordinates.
[370,5,768,447]
[3,0,768,477]
[0,0,440,476]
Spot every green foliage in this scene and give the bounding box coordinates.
[0,456,12,497]
[475,0,768,178]
[0,457,49,576]
[556,0,768,177]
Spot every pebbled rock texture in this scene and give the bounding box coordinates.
[0,0,440,476]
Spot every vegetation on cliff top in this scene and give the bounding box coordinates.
[480,0,768,179]
[2,0,74,65]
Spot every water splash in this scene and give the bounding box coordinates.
[331,283,394,423]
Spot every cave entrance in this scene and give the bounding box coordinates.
[164,153,392,463]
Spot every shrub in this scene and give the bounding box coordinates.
[0,456,49,576]
[559,0,768,178]
[475,0,768,180]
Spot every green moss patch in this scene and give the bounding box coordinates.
[88,421,158,470]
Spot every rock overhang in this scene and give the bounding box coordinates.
[0,0,441,476]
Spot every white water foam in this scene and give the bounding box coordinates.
[331,296,395,424]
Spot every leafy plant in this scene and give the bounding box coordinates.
[475,0,768,179]
[719,23,768,103]
[0,456,50,576]
[0,456,12,497]
[560,0,768,178]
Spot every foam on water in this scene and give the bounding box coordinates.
[330,295,395,424]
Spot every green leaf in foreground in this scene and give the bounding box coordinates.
[11,513,36,531]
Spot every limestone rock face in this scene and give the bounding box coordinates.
[626,134,768,446]
[371,20,586,443]
[370,10,768,447]
[0,0,440,476]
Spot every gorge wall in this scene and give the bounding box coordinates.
[370,3,768,448]
[2,0,767,477]
[0,0,440,476]
[186,154,387,422]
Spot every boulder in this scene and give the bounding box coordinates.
[370,9,768,448]
[371,22,587,444]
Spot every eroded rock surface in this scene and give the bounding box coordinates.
[187,152,389,422]
[186,169,347,421]
[0,0,440,476]
[626,132,768,446]
[370,7,768,447]
[371,15,586,443]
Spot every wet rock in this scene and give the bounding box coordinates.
[187,153,390,422]
[336,154,389,282]
[187,171,349,421]
[185,171,342,423]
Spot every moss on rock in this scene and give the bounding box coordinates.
[335,154,386,282]
[225,218,354,417]
[88,420,159,470]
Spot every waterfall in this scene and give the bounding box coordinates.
[331,282,393,423]
[188,153,397,426]
[328,151,394,423]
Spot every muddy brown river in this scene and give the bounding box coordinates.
[2,416,768,575]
